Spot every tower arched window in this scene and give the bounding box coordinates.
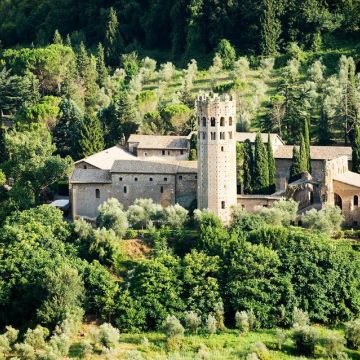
[95,189,100,199]
[220,117,225,126]
[211,117,216,127]
[229,117,233,126]
[354,195,358,207]
[202,117,206,126]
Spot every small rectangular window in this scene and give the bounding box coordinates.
[160,186,164,193]
[134,177,138,181]
[96,189,100,199]
[195,175,197,179]
[84,165,87,169]
[164,177,168,181]
[144,152,147,156]
[221,201,225,209]
[149,177,153,181]
[124,186,127,194]
[119,177,123,181]
[162,150,165,155]
[180,150,184,155]
[202,132,206,140]
[179,175,183,180]
[168,151,170,155]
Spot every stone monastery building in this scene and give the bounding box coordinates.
[70,93,360,226]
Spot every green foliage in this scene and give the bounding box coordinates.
[353,124,360,174]
[259,199,298,226]
[127,198,163,229]
[182,250,221,317]
[292,326,319,356]
[160,103,192,134]
[91,323,119,350]
[97,198,128,238]
[289,146,302,182]
[242,139,254,194]
[184,311,201,334]
[260,0,281,56]
[216,39,236,70]
[345,319,360,349]
[302,205,344,235]
[162,315,184,338]
[267,133,276,193]
[53,98,84,159]
[3,128,73,209]
[83,261,119,321]
[77,114,104,158]
[253,133,269,194]
[235,311,250,333]
[121,255,184,330]
[162,204,188,229]
[104,8,123,66]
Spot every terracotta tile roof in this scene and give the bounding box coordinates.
[128,134,189,149]
[274,145,352,160]
[333,171,360,187]
[75,146,137,170]
[70,169,112,184]
[111,159,197,174]
[235,132,284,144]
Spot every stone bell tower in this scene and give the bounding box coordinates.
[196,93,237,223]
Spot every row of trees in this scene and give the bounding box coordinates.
[240,133,276,195]
[1,1,360,61]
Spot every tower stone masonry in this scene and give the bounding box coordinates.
[196,93,237,223]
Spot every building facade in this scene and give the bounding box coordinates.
[69,93,360,227]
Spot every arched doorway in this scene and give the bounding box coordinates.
[334,193,342,210]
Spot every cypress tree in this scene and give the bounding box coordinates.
[260,0,282,56]
[53,30,63,45]
[243,139,254,194]
[102,91,139,146]
[77,42,89,78]
[104,7,124,66]
[0,119,6,163]
[53,99,84,159]
[65,34,72,47]
[289,146,301,182]
[267,133,276,193]
[303,118,311,172]
[253,133,269,194]
[77,114,105,158]
[299,135,308,173]
[352,124,360,173]
[96,43,108,88]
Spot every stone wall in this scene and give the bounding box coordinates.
[75,161,99,170]
[236,195,282,212]
[136,149,189,159]
[175,173,197,208]
[71,183,113,220]
[111,173,176,208]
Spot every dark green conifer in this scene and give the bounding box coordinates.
[352,124,360,173]
[303,118,311,172]
[53,99,84,159]
[289,146,301,182]
[104,7,124,66]
[96,43,108,88]
[260,0,281,56]
[267,133,276,193]
[78,114,105,158]
[53,30,63,45]
[243,139,254,194]
[299,135,308,173]
[65,34,72,47]
[253,133,269,194]
[0,119,6,163]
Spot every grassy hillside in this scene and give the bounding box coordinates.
[67,322,356,359]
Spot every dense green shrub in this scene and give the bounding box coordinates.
[345,319,360,349]
[292,326,319,356]
[162,315,184,338]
